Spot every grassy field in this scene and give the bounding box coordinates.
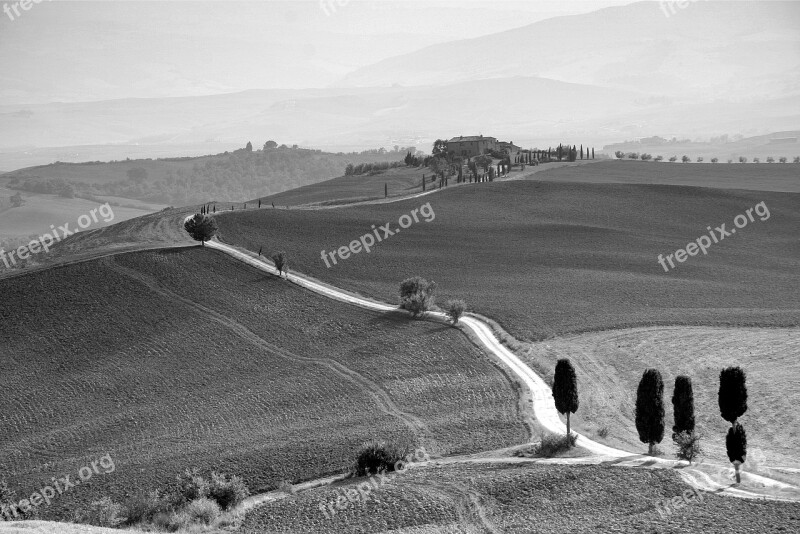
[216,178,800,341]
[521,326,800,473]
[255,166,429,207]
[0,247,526,519]
[254,160,597,208]
[0,186,162,242]
[241,462,800,533]
[530,160,800,192]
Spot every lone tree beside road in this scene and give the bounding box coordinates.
[552,359,579,439]
[184,213,218,246]
[272,251,288,277]
[636,368,665,455]
[726,422,747,483]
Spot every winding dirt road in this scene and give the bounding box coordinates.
[203,238,800,503]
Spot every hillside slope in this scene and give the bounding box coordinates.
[215,177,800,341]
[0,247,526,519]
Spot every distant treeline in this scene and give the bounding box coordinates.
[6,147,404,205]
[344,161,406,176]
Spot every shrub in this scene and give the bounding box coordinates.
[696,156,703,162]
[739,156,747,163]
[597,426,609,438]
[534,433,577,457]
[669,156,677,162]
[184,498,221,525]
[654,155,663,162]
[794,156,800,163]
[123,490,172,525]
[399,276,436,317]
[753,157,760,163]
[681,155,690,163]
[76,497,125,528]
[151,511,182,532]
[614,151,625,159]
[175,468,209,504]
[779,157,787,163]
[627,152,639,159]
[766,156,775,163]
[207,472,249,511]
[355,440,409,476]
[640,153,652,161]
[444,299,466,324]
[711,158,719,163]
[674,431,703,464]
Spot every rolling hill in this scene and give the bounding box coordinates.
[0,246,526,520]
[337,0,800,101]
[214,172,800,342]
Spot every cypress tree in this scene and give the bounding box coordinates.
[672,376,695,439]
[726,422,747,483]
[635,368,665,455]
[719,367,748,426]
[592,148,595,159]
[552,359,579,438]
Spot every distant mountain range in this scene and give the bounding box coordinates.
[1,1,798,170]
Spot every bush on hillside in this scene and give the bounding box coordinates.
[354,440,410,476]
[175,468,210,504]
[399,276,436,317]
[123,490,173,525]
[207,472,249,511]
[173,469,249,511]
[515,433,577,458]
[674,431,703,464]
[445,299,466,325]
[184,498,221,525]
[74,497,125,528]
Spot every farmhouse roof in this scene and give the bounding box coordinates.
[448,136,497,142]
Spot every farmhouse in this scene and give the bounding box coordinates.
[447,135,523,159]
[447,135,497,158]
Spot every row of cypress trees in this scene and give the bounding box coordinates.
[552,359,749,481]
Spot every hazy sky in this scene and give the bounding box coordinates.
[0,0,633,104]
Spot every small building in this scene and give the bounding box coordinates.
[497,141,522,158]
[447,135,497,158]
